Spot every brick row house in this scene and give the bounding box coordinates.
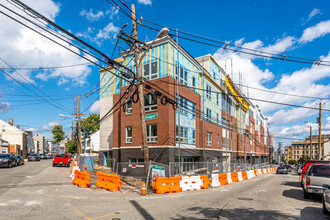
[98,36,270,166]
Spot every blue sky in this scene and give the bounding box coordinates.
[0,0,330,146]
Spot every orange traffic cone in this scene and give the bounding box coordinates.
[141,182,146,196]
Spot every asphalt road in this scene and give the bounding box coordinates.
[0,162,328,220]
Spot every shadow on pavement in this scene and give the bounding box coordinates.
[0,181,72,189]
[282,188,322,203]
[282,181,301,187]
[300,206,328,220]
[130,200,155,220]
[171,207,300,220]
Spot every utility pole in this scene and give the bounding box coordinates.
[131,4,149,176]
[318,102,322,160]
[72,95,84,155]
[310,126,312,160]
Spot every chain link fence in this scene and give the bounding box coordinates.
[169,162,276,177]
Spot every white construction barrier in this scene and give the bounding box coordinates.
[227,173,233,184]
[211,174,220,188]
[70,166,80,179]
[237,172,243,182]
[180,176,203,191]
[247,170,255,179]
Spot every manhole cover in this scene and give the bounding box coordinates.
[237,197,253,201]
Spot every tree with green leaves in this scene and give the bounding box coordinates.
[66,140,77,154]
[81,114,100,138]
[52,125,65,143]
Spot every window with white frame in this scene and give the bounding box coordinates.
[143,61,158,80]
[175,66,188,85]
[176,126,188,144]
[216,93,219,105]
[207,132,212,146]
[147,124,157,142]
[1,148,7,153]
[126,126,132,143]
[126,101,132,114]
[206,84,211,99]
[2,125,5,132]
[216,113,219,125]
[144,94,157,111]
[129,158,144,165]
[217,134,220,147]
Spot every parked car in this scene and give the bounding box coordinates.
[322,184,330,215]
[16,155,24,166]
[46,154,52,159]
[28,154,41,161]
[52,154,70,167]
[300,160,330,186]
[0,153,18,168]
[40,153,47,159]
[302,164,330,199]
[277,166,288,174]
[284,165,292,172]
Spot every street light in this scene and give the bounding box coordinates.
[139,27,169,64]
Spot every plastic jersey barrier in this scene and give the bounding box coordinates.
[72,170,90,188]
[211,174,220,187]
[152,176,182,194]
[237,172,243,182]
[180,176,203,191]
[231,172,239,182]
[227,173,233,184]
[200,175,211,189]
[95,172,122,191]
[241,171,248,180]
[219,173,229,185]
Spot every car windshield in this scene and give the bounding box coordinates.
[0,154,10,158]
[56,154,68,158]
[30,154,38,156]
[309,165,330,177]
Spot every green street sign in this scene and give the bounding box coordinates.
[152,165,165,170]
[145,113,158,121]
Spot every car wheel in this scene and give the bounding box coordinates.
[52,163,55,167]
[303,190,310,199]
[8,163,12,168]
[323,197,330,215]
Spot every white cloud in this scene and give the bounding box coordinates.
[95,23,120,44]
[299,20,330,44]
[0,0,93,86]
[80,9,104,22]
[105,7,119,20]
[268,100,330,124]
[307,9,321,22]
[138,0,152,5]
[25,127,37,135]
[42,120,59,131]
[90,100,100,113]
[0,101,12,113]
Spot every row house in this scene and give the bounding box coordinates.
[0,118,28,158]
[98,36,271,166]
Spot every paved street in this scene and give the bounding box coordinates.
[0,162,328,220]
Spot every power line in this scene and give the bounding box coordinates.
[0,62,91,70]
[159,80,330,112]
[0,57,72,113]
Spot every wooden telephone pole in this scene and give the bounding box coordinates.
[72,95,85,155]
[131,4,149,176]
[318,102,322,160]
